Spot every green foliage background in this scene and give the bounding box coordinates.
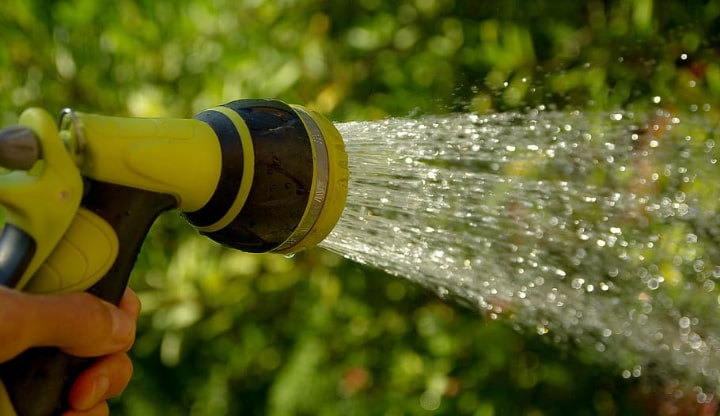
[1,0,720,415]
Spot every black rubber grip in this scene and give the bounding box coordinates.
[0,223,37,288]
[199,100,313,253]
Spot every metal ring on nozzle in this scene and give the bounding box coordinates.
[272,104,348,254]
[272,107,331,253]
[57,108,85,165]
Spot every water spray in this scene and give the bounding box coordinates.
[320,109,720,405]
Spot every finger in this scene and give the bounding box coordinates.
[32,292,136,357]
[118,288,141,322]
[67,353,133,412]
[61,400,109,416]
[0,288,135,360]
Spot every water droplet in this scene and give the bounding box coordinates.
[419,392,441,411]
[679,316,691,329]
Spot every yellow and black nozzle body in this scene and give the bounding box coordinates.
[0,99,348,416]
[187,99,348,254]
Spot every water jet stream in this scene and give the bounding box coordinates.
[320,108,720,398]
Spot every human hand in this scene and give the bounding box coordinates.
[0,287,140,416]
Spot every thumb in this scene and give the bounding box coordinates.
[0,288,136,362]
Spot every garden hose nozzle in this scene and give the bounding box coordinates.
[186,99,349,254]
[0,99,348,416]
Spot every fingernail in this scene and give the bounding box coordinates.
[111,308,134,346]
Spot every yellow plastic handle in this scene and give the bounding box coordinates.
[75,113,223,212]
[0,108,83,290]
[0,383,17,416]
[24,208,119,294]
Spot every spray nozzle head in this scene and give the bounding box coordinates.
[185,99,348,254]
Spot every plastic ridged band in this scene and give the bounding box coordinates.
[272,107,330,253]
